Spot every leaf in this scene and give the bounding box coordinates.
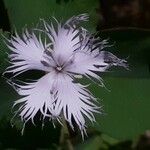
[75,135,108,150]
[91,77,150,139]
[0,75,17,120]
[4,0,99,31]
[101,134,119,145]
[0,30,15,120]
[0,30,9,73]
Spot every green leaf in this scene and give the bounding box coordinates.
[0,30,9,73]
[0,30,14,120]
[92,77,150,139]
[4,0,99,31]
[75,136,109,150]
[0,76,17,120]
[101,134,119,145]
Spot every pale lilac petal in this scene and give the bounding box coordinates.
[51,74,99,135]
[65,33,128,82]
[43,14,88,63]
[12,72,58,124]
[4,30,54,76]
[65,51,108,74]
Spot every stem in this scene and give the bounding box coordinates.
[101,26,150,32]
[58,117,74,150]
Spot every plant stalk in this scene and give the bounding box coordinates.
[58,117,74,150]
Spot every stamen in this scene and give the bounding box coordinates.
[56,66,63,71]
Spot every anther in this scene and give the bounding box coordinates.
[56,66,62,71]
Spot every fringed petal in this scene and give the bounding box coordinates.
[4,30,54,76]
[43,14,89,64]
[11,72,58,124]
[65,30,128,84]
[51,74,100,138]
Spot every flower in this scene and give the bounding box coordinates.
[4,14,127,137]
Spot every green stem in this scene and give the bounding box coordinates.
[58,117,74,150]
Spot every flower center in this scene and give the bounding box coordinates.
[55,66,63,72]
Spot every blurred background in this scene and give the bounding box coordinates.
[0,0,150,149]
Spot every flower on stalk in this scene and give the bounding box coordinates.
[4,14,127,137]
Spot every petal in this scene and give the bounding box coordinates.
[43,14,88,64]
[65,35,128,83]
[65,51,109,75]
[4,30,54,76]
[12,72,58,124]
[52,74,99,136]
